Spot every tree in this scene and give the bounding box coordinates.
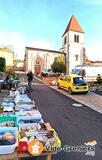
[54,55,65,63]
[51,61,66,74]
[0,57,6,72]
[5,67,15,77]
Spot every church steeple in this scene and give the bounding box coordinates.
[63,15,84,36]
[62,15,85,74]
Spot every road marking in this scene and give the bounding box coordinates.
[72,103,83,107]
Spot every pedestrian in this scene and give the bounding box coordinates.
[3,73,10,89]
[27,71,33,91]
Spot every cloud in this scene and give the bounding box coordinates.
[0,32,56,59]
[0,31,26,59]
[1,31,101,62]
[27,39,55,50]
[76,0,102,5]
[86,42,102,60]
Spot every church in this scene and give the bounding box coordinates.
[61,15,86,74]
[24,15,85,74]
[24,47,65,75]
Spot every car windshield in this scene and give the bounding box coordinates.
[73,77,86,84]
[72,69,80,75]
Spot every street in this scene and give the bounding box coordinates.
[22,75,102,160]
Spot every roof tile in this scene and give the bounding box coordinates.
[63,15,84,36]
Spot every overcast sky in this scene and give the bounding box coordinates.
[0,0,102,60]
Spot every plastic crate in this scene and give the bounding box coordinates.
[0,127,18,154]
[0,116,17,127]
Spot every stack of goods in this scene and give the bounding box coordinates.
[0,82,61,156]
[9,89,19,98]
[1,97,15,115]
[9,84,26,98]
[15,94,43,125]
[15,110,43,125]
[15,94,34,110]
[0,116,18,154]
[17,85,26,94]
[18,122,61,153]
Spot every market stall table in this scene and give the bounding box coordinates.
[0,87,61,160]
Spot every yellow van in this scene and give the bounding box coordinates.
[57,74,89,94]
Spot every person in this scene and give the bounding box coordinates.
[27,71,33,91]
[5,73,9,83]
[3,73,10,89]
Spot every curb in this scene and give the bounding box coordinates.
[34,76,50,86]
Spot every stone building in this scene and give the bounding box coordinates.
[24,47,65,75]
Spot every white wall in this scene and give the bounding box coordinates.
[27,50,34,72]
[27,49,62,73]
[69,31,84,44]
[62,31,84,73]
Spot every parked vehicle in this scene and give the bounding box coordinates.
[41,69,56,77]
[57,74,89,94]
[72,66,102,82]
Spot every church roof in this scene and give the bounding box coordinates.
[63,15,84,36]
[25,47,66,55]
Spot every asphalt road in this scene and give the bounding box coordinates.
[21,75,102,160]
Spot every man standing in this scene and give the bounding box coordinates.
[27,71,33,91]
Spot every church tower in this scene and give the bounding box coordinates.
[61,15,85,74]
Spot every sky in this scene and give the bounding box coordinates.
[0,0,102,60]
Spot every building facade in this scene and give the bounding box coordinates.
[61,15,85,74]
[24,15,86,74]
[0,48,14,67]
[24,47,65,75]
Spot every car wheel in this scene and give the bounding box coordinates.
[68,87,73,95]
[84,91,88,94]
[57,83,61,89]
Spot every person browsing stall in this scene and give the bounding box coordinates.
[27,71,33,91]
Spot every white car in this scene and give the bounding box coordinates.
[41,69,56,77]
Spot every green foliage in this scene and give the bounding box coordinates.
[54,55,64,63]
[51,60,66,73]
[0,57,6,72]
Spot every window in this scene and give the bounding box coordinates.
[75,54,79,61]
[74,35,77,42]
[77,35,79,42]
[73,77,86,85]
[74,34,79,43]
[64,36,67,44]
